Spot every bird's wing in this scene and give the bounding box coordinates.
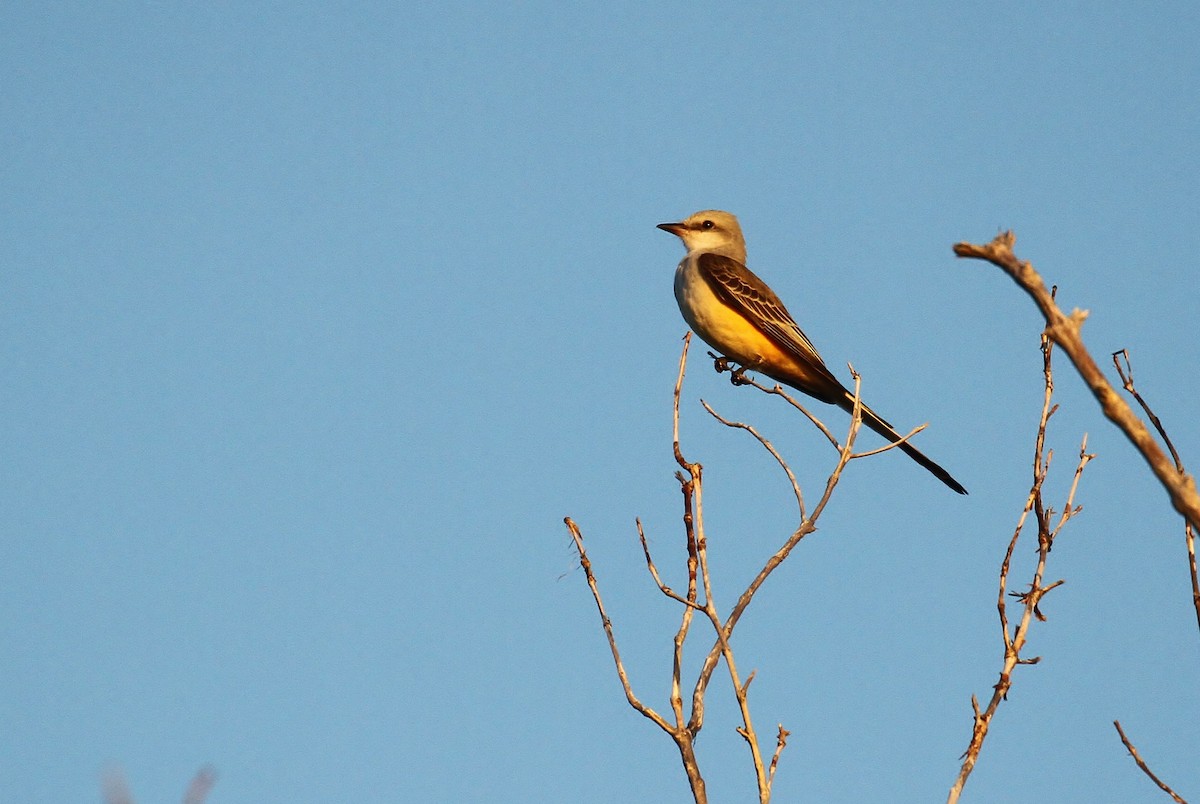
[696,252,845,389]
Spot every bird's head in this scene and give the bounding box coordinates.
[657,210,746,261]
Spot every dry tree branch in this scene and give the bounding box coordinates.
[1112,350,1184,471]
[768,724,791,790]
[564,334,711,802]
[688,372,866,736]
[1113,720,1189,804]
[637,518,702,611]
[563,517,673,734]
[706,353,841,449]
[565,335,886,803]
[676,354,772,800]
[701,402,806,520]
[953,232,1200,531]
[1112,350,1200,635]
[956,234,1200,799]
[693,361,933,680]
[679,353,880,801]
[564,516,710,802]
[946,335,1093,804]
[717,365,928,463]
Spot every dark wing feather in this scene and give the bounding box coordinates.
[696,256,968,494]
[696,253,846,393]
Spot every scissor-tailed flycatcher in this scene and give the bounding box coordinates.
[659,209,967,494]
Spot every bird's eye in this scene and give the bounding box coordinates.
[701,220,715,230]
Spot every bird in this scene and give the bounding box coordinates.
[658,209,967,495]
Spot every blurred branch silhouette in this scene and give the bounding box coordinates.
[103,766,216,804]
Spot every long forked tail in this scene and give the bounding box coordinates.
[842,397,968,495]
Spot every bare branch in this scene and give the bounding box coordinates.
[1111,349,1200,636]
[564,517,674,733]
[566,334,899,802]
[690,346,874,801]
[1113,720,1188,804]
[705,352,840,449]
[850,423,928,458]
[689,373,866,734]
[637,518,705,611]
[685,430,772,800]
[954,232,1200,531]
[1112,350,1184,471]
[946,335,1091,803]
[701,401,806,519]
[767,725,791,789]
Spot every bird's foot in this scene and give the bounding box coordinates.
[707,352,753,386]
[708,351,730,373]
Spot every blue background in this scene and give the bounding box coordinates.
[3,3,1198,802]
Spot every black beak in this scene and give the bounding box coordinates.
[657,221,687,236]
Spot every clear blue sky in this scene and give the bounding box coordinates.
[3,3,1198,802]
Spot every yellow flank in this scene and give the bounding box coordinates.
[674,255,799,377]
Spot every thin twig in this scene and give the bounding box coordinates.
[768,725,791,788]
[706,355,840,449]
[685,419,772,800]
[564,518,673,733]
[946,335,1092,804]
[1113,350,1184,471]
[701,401,806,520]
[705,359,928,463]
[1113,720,1188,804]
[850,423,928,458]
[638,518,704,611]
[1111,349,1200,636]
[688,352,879,801]
[690,372,866,733]
[669,332,710,802]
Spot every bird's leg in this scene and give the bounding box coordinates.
[707,351,731,374]
[707,351,754,386]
